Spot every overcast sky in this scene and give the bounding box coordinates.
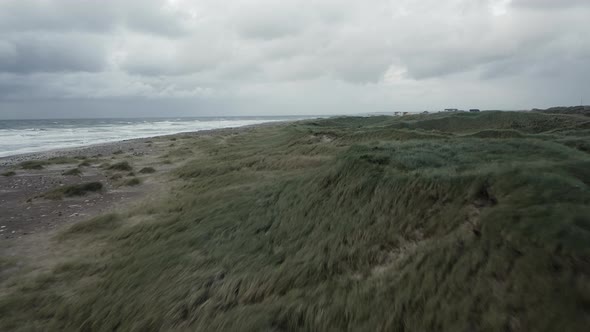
[0,0,588,119]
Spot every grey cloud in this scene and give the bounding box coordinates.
[0,2,116,34]
[261,52,391,84]
[0,71,217,101]
[0,76,39,100]
[119,1,197,37]
[119,33,232,76]
[0,98,235,119]
[0,0,589,118]
[387,1,590,80]
[401,52,510,80]
[231,1,308,40]
[511,0,590,9]
[235,15,301,41]
[0,34,107,74]
[0,0,193,37]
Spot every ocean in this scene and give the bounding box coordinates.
[0,116,306,157]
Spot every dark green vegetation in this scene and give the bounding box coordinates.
[139,166,157,174]
[61,214,121,237]
[42,182,103,200]
[62,168,82,176]
[110,174,123,180]
[2,111,590,331]
[124,178,141,186]
[108,161,133,171]
[1,171,16,177]
[20,160,47,170]
[536,105,590,117]
[20,157,82,170]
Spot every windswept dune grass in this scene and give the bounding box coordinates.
[42,182,103,200]
[1,111,590,331]
[19,157,81,170]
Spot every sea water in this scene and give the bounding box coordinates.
[0,117,304,157]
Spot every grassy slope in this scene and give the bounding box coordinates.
[2,111,590,331]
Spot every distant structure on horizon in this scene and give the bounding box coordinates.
[444,108,459,112]
[469,109,481,112]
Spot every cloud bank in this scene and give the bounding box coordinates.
[0,0,588,118]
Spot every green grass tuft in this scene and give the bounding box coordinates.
[124,178,141,186]
[42,182,103,200]
[20,157,79,170]
[2,111,590,331]
[139,167,156,174]
[62,168,82,176]
[110,174,123,180]
[20,160,48,170]
[62,214,121,236]
[108,161,133,171]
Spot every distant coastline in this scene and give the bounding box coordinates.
[0,119,296,165]
[0,116,310,158]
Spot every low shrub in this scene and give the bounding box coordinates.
[43,182,103,200]
[139,167,156,174]
[124,178,141,186]
[20,160,48,170]
[108,161,133,171]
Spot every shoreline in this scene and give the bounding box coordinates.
[0,121,291,168]
[0,120,292,243]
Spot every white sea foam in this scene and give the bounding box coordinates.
[0,117,295,157]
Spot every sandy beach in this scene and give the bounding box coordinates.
[0,124,275,256]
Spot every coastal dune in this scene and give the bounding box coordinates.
[1,110,590,331]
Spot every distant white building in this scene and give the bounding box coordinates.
[444,108,459,112]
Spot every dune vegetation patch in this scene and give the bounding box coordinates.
[139,167,156,174]
[20,160,49,170]
[467,129,525,138]
[20,157,79,170]
[62,168,82,176]
[108,161,133,171]
[61,214,122,237]
[124,178,141,186]
[2,111,590,331]
[42,182,103,200]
